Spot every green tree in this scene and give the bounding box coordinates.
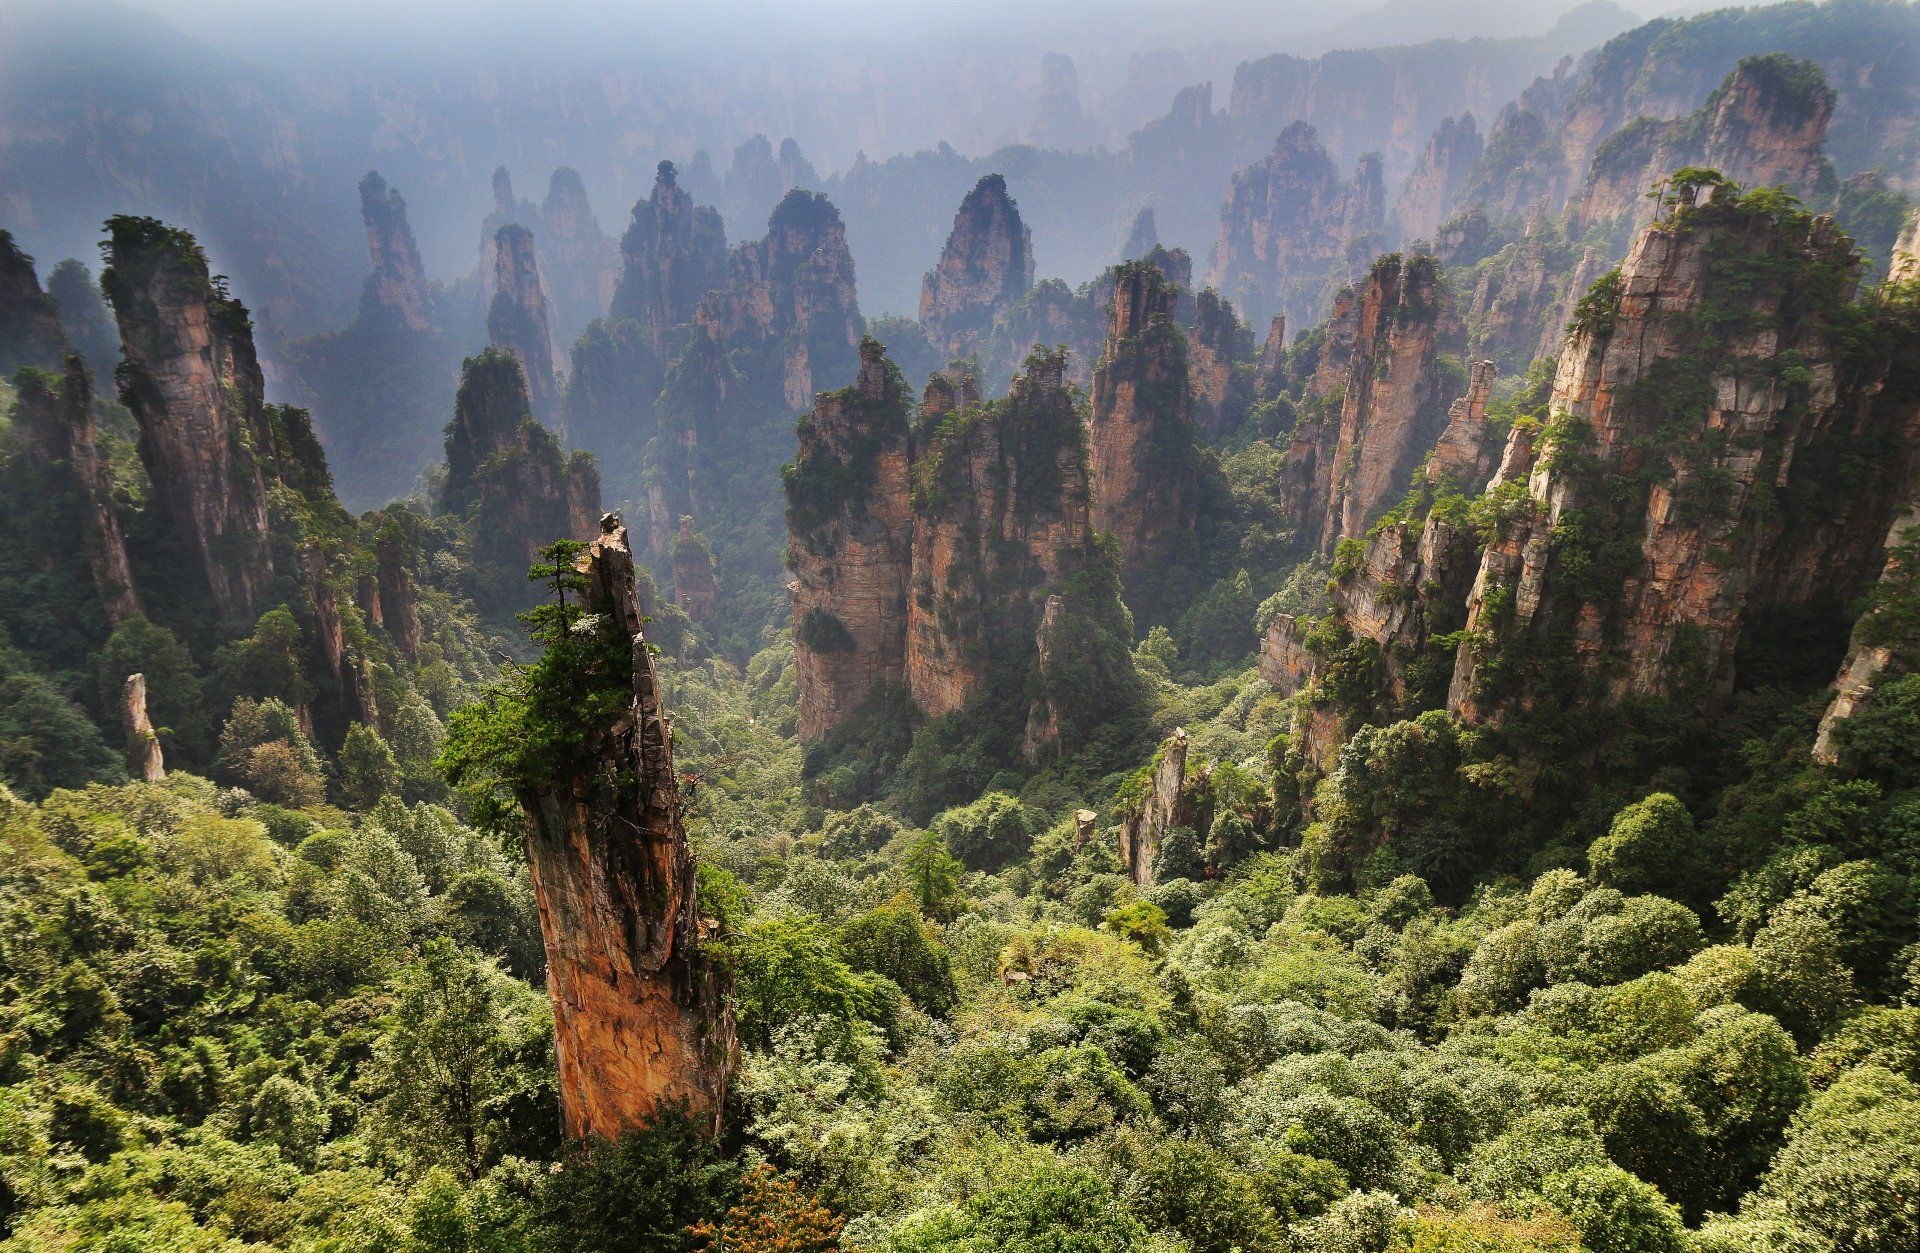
[1750,1065,1920,1253]
[338,723,402,811]
[96,616,211,764]
[903,830,966,921]
[535,1107,737,1253]
[1588,794,1700,897]
[212,605,315,710]
[836,904,958,1015]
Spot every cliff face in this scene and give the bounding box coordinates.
[442,348,535,516]
[357,172,431,332]
[1088,261,1202,577]
[1280,253,1463,556]
[13,359,141,626]
[103,217,276,622]
[522,520,735,1140]
[785,340,915,740]
[539,168,618,343]
[1188,288,1250,438]
[121,673,165,784]
[1209,122,1387,330]
[787,345,1136,755]
[0,230,71,376]
[1396,114,1484,244]
[696,190,861,411]
[610,161,728,354]
[920,174,1036,357]
[487,225,562,422]
[1448,185,1920,727]
[1575,56,1834,231]
[1117,728,1206,886]
[671,516,719,624]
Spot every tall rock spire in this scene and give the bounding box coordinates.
[0,230,70,376]
[358,172,431,331]
[522,518,736,1139]
[920,174,1035,357]
[610,161,729,354]
[487,224,562,422]
[103,216,276,621]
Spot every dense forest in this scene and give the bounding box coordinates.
[2,1,1920,1250]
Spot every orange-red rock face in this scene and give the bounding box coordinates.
[786,341,915,740]
[1281,253,1462,557]
[105,218,277,622]
[920,174,1035,358]
[1449,190,1920,722]
[522,522,735,1141]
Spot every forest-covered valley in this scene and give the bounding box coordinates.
[2,1,1920,1250]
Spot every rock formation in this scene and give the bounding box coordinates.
[358,172,431,332]
[785,340,915,739]
[1396,114,1484,244]
[487,224,562,422]
[520,518,735,1140]
[1814,502,1920,763]
[1117,728,1208,886]
[920,174,1035,357]
[1187,288,1249,438]
[539,168,617,342]
[1279,252,1462,556]
[373,523,423,662]
[442,348,536,516]
[1088,260,1203,578]
[121,673,165,783]
[0,230,70,376]
[671,516,719,624]
[1208,123,1387,330]
[103,216,277,622]
[1447,183,1920,726]
[1122,207,1159,260]
[45,261,120,384]
[12,359,141,625]
[1256,315,1288,396]
[787,344,1137,754]
[1573,56,1835,232]
[609,161,728,354]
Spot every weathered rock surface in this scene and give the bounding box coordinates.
[487,224,562,422]
[13,359,141,625]
[1118,728,1207,886]
[521,519,735,1141]
[1396,114,1484,244]
[1448,187,1920,725]
[1209,122,1386,329]
[671,516,719,624]
[121,673,164,783]
[1188,288,1250,438]
[104,217,277,621]
[610,161,728,354]
[0,230,71,376]
[1280,253,1462,556]
[920,174,1035,358]
[539,167,618,343]
[1089,260,1202,576]
[357,172,431,332]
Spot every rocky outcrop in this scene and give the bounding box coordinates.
[920,175,1035,358]
[121,674,164,783]
[1279,252,1462,556]
[610,162,728,354]
[103,216,276,622]
[1122,207,1159,260]
[787,344,1137,753]
[1814,502,1920,763]
[1117,728,1207,886]
[539,168,618,342]
[478,167,540,307]
[1256,314,1288,396]
[1209,123,1387,329]
[442,348,535,516]
[357,172,431,332]
[785,340,915,739]
[671,516,719,624]
[12,359,141,625]
[695,189,861,411]
[1396,114,1484,244]
[487,225,562,422]
[567,455,603,544]
[0,230,70,376]
[373,523,422,662]
[1893,211,1920,283]
[1187,288,1249,438]
[46,262,119,384]
[1425,359,1500,489]
[520,519,735,1140]
[1448,185,1920,726]
[724,135,820,238]
[1574,56,1835,231]
[1089,261,1202,578]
